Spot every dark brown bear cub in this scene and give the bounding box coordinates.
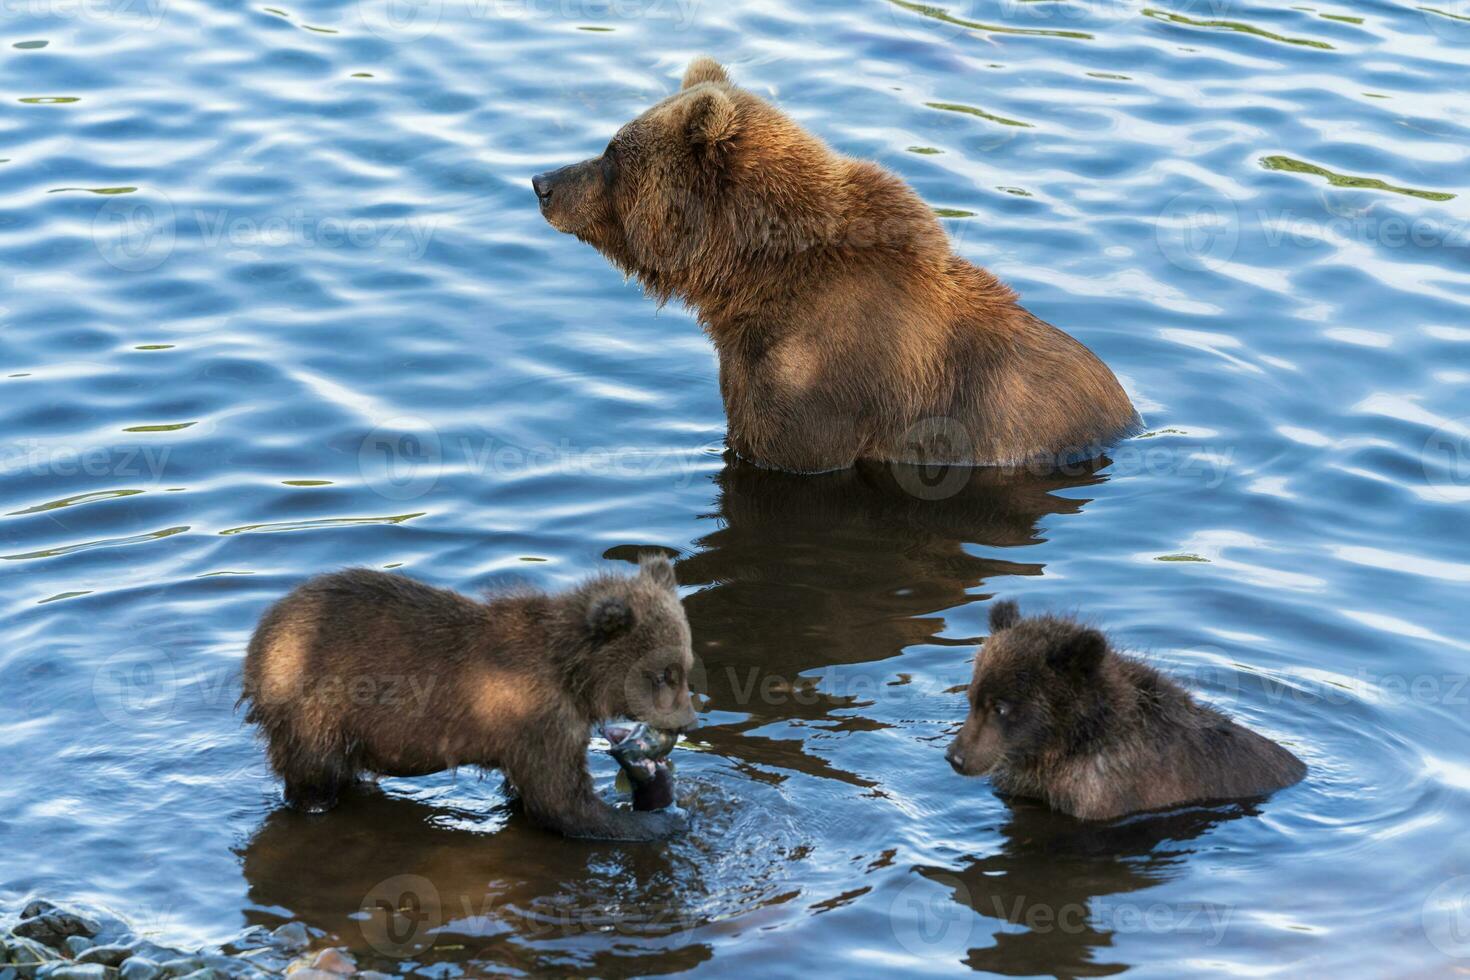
[239,556,698,841]
[947,601,1305,820]
[534,58,1140,472]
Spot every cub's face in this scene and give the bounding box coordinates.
[946,601,1107,778]
[584,555,699,733]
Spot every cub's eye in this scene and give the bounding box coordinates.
[662,666,679,687]
[993,700,1012,719]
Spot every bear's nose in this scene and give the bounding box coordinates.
[945,746,964,773]
[532,172,553,203]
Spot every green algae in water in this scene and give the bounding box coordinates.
[933,207,975,217]
[134,344,175,350]
[48,187,138,195]
[1260,155,1455,201]
[997,186,1032,196]
[1141,8,1334,49]
[907,146,944,154]
[19,97,80,104]
[13,40,49,49]
[1156,553,1210,562]
[925,101,1034,128]
[39,591,94,604]
[282,479,333,486]
[123,422,197,432]
[1420,6,1470,24]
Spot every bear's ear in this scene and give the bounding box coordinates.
[587,596,634,644]
[685,87,738,148]
[989,600,1020,633]
[640,553,678,591]
[682,56,730,90]
[1047,628,1107,677]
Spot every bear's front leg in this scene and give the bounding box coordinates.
[504,747,685,841]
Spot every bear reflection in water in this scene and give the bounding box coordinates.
[669,456,1109,786]
[237,784,716,975]
[917,799,1256,978]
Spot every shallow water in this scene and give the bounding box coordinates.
[2,0,1469,975]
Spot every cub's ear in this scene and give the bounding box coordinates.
[640,554,678,591]
[685,86,737,147]
[989,600,1020,633]
[1047,628,1107,677]
[587,596,634,644]
[682,56,730,90]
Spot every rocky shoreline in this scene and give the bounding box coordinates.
[0,901,378,980]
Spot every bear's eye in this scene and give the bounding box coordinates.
[993,700,1012,720]
[662,666,679,687]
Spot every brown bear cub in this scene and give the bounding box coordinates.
[239,556,698,841]
[534,58,1141,473]
[947,601,1305,820]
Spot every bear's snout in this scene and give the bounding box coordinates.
[945,744,965,773]
[531,171,555,205]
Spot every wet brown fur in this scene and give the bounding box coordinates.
[239,556,697,840]
[947,601,1306,820]
[536,57,1141,472]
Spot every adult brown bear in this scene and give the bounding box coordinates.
[534,58,1141,473]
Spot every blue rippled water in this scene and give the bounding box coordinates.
[2,0,1469,975]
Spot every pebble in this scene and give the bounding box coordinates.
[13,912,100,950]
[36,964,109,980]
[119,957,162,980]
[5,936,64,966]
[4,901,330,980]
[76,944,134,968]
[61,938,93,958]
[267,925,309,954]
